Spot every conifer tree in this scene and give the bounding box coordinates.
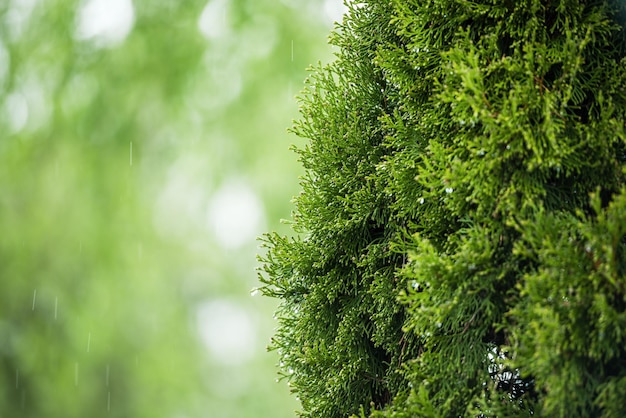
[260,0,626,416]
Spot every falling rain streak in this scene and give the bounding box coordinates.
[288,40,294,102]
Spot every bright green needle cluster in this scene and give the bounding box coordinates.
[260,0,626,416]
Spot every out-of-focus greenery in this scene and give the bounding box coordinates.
[0,0,340,416]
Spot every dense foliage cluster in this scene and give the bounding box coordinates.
[260,0,626,416]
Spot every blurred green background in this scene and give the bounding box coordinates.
[0,0,344,416]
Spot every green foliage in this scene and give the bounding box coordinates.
[260,0,626,416]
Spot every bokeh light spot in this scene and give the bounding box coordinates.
[207,180,264,250]
[198,0,230,40]
[76,0,135,47]
[196,299,256,365]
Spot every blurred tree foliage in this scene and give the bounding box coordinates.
[0,0,337,417]
[260,0,626,416]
